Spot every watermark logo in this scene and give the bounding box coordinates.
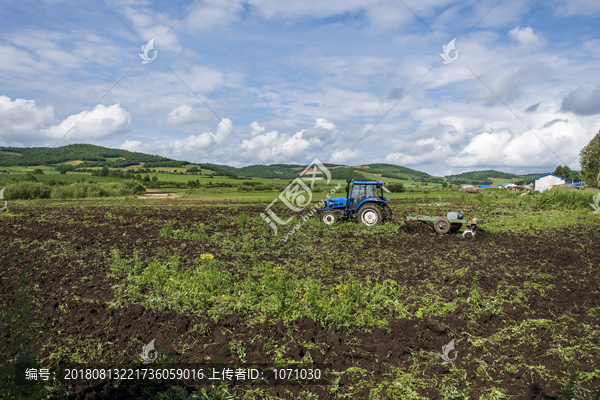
[139,38,157,64]
[281,183,341,242]
[591,192,600,214]
[0,188,6,213]
[140,339,158,364]
[260,159,331,234]
[439,339,458,364]
[440,38,458,64]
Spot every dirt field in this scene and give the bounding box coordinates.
[1,199,599,399]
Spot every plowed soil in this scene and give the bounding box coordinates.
[1,200,599,399]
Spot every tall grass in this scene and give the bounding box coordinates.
[535,188,599,210]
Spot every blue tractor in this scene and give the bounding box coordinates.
[316,180,392,227]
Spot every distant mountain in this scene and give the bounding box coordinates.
[1,144,556,184]
[444,170,547,185]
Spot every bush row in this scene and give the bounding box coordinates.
[1,180,146,200]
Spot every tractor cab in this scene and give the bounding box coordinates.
[317,180,392,226]
[348,181,387,211]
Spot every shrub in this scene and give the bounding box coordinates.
[24,173,37,182]
[120,180,146,195]
[252,184,273,191]
[3,181,51,200]
[237,212,250,230]
[51,182,114,199]
[386,182,404,193]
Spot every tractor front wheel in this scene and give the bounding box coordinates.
[321,211,337,225]
[358,206,382,227]
[434,218,451,234]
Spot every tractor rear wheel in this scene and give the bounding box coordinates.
[321,211,337,225]
[434,218,451,234]
[358,206,382,227]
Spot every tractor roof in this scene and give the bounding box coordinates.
[353,181,385,184]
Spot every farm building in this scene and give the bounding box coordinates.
[534,174,567,192]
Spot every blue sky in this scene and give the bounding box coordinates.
[1,0,599,176]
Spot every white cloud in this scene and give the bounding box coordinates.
[243,128,323,163]
[385,146,451,166]
[119,118,235,160]
[183,0,245,32]
[508,26,539,45]
[315,118,335,130]
[552,0,600,17]
[43,103,131,140]
[164,105,212,124]
[0,96,130,145]
[444,117,586,169]
[123,5,182,52]
[447,131,513,167]
[0,96,55,144]
[120,140,143,151]
[250,121,265,135]
[167,133,216,157]
[330,148,361,164]
[215,118,234,143]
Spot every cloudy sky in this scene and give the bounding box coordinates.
[1,0,599,175]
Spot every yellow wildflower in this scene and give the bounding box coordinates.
[200,254,215,260]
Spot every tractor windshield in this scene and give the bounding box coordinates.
[366,185,378,198]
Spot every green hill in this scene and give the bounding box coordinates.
[0,144,238,178]
[444,170,548,185]
[0,144,173,168]
[360,163,440,182]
